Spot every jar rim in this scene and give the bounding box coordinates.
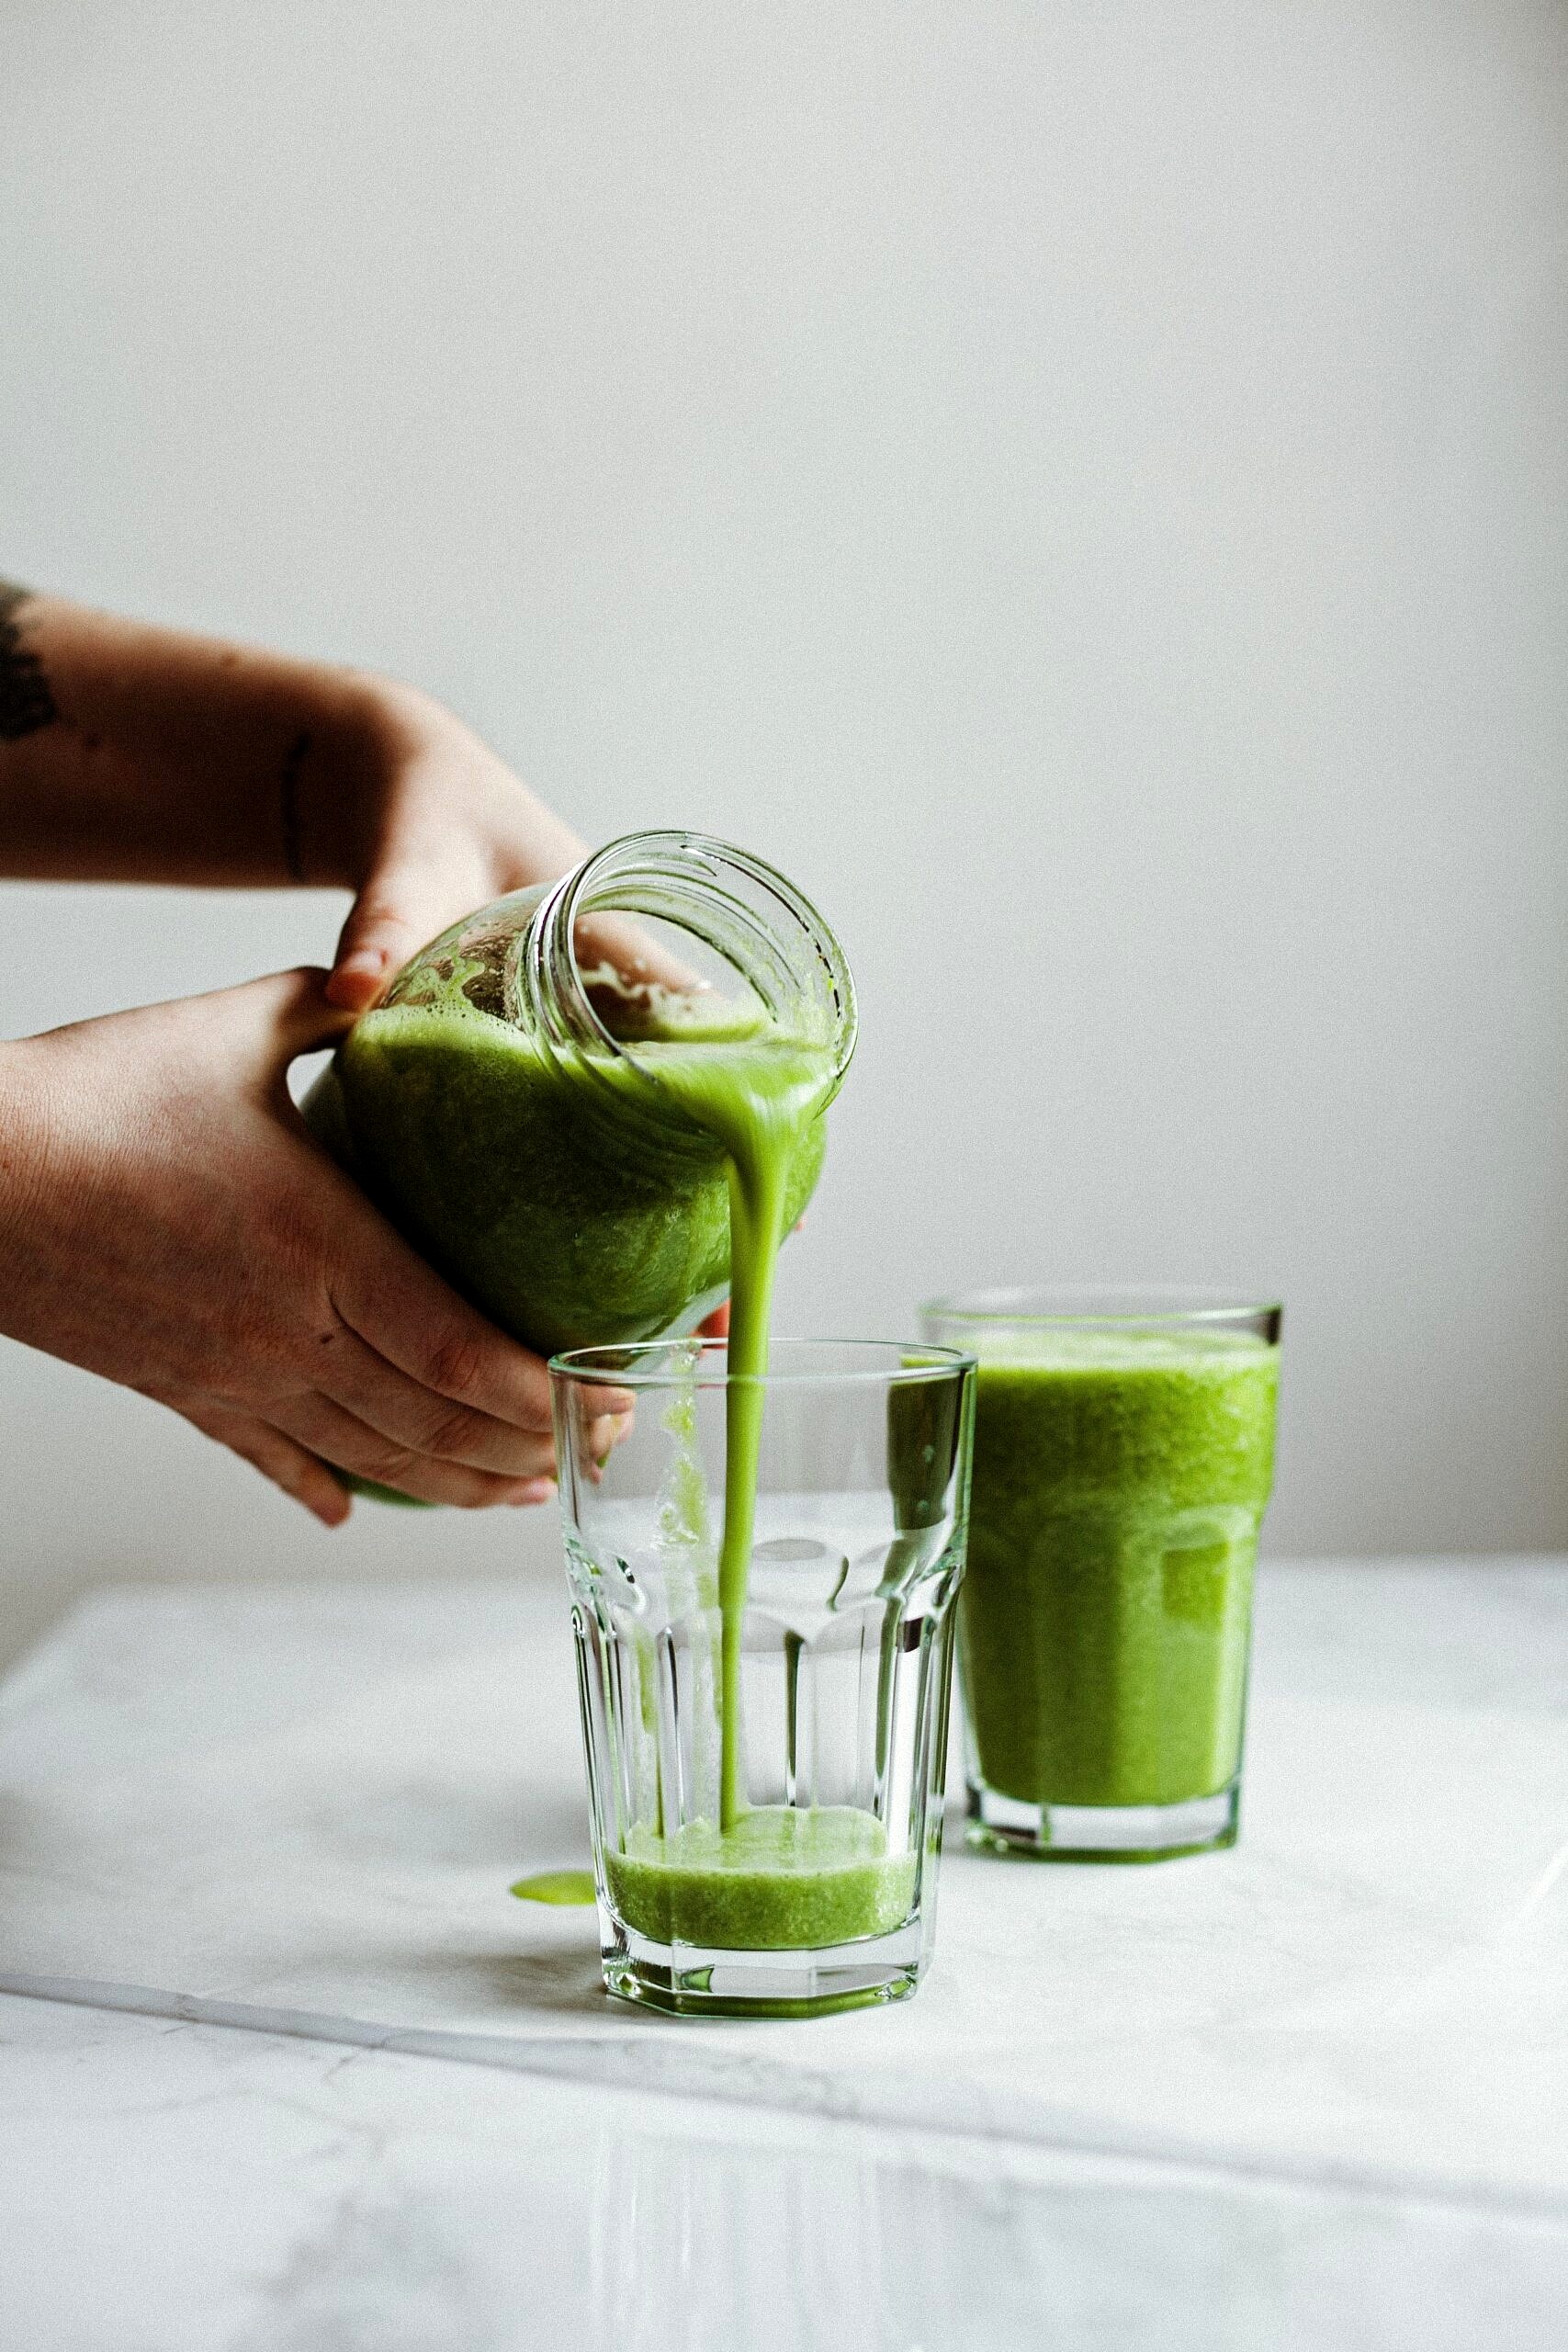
[521,829,857,1120]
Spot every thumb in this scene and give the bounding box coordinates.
[328,867,459,1011]
[213,967,355,1085]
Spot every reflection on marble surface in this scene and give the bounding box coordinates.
[6,1990,1568,2352]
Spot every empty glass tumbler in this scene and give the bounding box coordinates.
[550,1340,976,2016]
[920,1290,1281,1861]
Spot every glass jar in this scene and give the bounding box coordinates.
[303,831,856,1358]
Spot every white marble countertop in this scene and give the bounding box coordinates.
[4,1558,1567,2347]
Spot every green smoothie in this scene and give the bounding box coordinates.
[317,902,905,1948]
[960,1331,1278,1811]
[605,1806,916,1948]
[643,1030,830,1830]
[318,1006,826,1359]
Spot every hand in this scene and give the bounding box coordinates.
[322,689,587,1012]
[0,969,630,1522]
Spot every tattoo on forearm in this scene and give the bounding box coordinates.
[279,729,310,882]
[0,582,60,741]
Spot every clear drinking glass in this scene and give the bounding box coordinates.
[919,1289,1281,1862]
[550,1339,976,2016]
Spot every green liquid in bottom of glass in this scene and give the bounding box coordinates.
[605,1805,916,1949]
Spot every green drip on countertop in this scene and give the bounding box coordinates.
[509,1869,598,1906]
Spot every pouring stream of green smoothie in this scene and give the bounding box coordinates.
[640,1033,834,1829]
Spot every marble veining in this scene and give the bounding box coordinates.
[6,1989,1568,2352]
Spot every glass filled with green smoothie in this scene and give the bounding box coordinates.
[551,1339,975,2017]
[919,1289,1280,1862]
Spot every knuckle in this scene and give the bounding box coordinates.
[355,1439,420,1487]
[517,1384,554,1436]
[423,1329,491,1405]
[420,1404,487,1464]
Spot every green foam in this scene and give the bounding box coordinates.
[605,1806,916,1949]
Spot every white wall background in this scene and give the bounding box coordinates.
[2,0,1565,1666]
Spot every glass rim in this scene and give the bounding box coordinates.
[548,1335,976,1392]
[920,1283,1281,1328]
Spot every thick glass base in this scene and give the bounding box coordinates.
[603,1918,928,2018]
[965,1778,1240,1862]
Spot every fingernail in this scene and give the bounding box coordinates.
[325,959,389,1012]
[587,1411,634,1458]
[510,1477,558,1507]
[327,949,389,1005]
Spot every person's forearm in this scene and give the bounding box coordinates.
[0,584,406,888]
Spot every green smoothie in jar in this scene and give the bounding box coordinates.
[921,1291,1280,1861]
[304,835,839,1369]
[304,831,848,1515]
